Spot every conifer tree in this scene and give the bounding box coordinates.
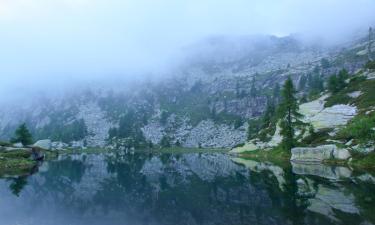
[273,83,281,103]
[262,97,276,128]
[11,123,33,146]
[278,77,303,151]
[250,78,257,97]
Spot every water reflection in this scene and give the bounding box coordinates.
[0,152,374,225]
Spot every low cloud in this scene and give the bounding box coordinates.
[0,0,374,98]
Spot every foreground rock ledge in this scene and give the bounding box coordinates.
[291,145,351,163]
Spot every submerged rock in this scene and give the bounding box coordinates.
[291,145,351,162]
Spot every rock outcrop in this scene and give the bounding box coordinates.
[300,96,357,130]
[143,117,247,148]
[33,139,51,150]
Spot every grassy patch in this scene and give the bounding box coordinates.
[238,147,291,167]
[324,75,375,109]
[324,93,351,107]
[300,128,334,146]
[0,158,36,176]
[0,150,32,159]
[0,141,12,147]
[336,113,375,144]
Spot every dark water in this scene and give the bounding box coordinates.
[0,152,375,225]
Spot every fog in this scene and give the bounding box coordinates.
[0,0,375,100]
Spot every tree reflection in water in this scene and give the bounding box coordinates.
[0,152,374,225]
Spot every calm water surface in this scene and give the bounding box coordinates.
[0,152,374,225]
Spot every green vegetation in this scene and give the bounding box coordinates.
[247,118,263,140]
[327,69,349,94]
[337,113,375,144]
[0,150,36,176]
[278,77,303,151]
[325,73,375,109]
[320,58,330,69]
[350,152,375,169]
[160,135,171,148]
[247,83,280,141]
[38,119,87,143]
[11,123,33,146]
[108,109,147,149]
[238,147,291,167]
[307,72,324,98]
[365,60,375,70]
[300,127,334,147]
[0,149,32,159]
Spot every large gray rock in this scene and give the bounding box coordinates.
[33,139,51,150]
[13,142,23,148]
[51,141,69,150]
[291,145,351,162]
[299,96,357,130]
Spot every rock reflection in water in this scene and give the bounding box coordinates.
[291,161,352,180]
[233,157,375,225]
[0,152,374,225]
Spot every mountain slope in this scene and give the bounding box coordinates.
[0,32,373,149]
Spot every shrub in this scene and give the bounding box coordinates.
[365,60,375,70]
[337,114,375,143]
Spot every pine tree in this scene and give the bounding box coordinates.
[328,69,349,93]
[262,97,276,128]
[328,74,338,93]
[298,75,307,91]
[250,78,257,97]
[160,135,171,148]
[273,83,281,103]
[11,123,33,146]
[278,77,303,151]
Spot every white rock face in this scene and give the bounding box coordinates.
[77,103,113,147]
[184,120,247,148]
[141,121,165,144]
[142,118,247,148]
[268,123,282,147]
[300,95,357,130]
[347,91,362,98]
[291,145,351,162]
[33,139,51,150]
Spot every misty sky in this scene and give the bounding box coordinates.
[0,0,375,91]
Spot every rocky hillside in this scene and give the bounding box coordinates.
[0,31,374,149]
[232,60,375,159]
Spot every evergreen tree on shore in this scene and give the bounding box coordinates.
[11,123,33,146]
[278,77,303,151]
